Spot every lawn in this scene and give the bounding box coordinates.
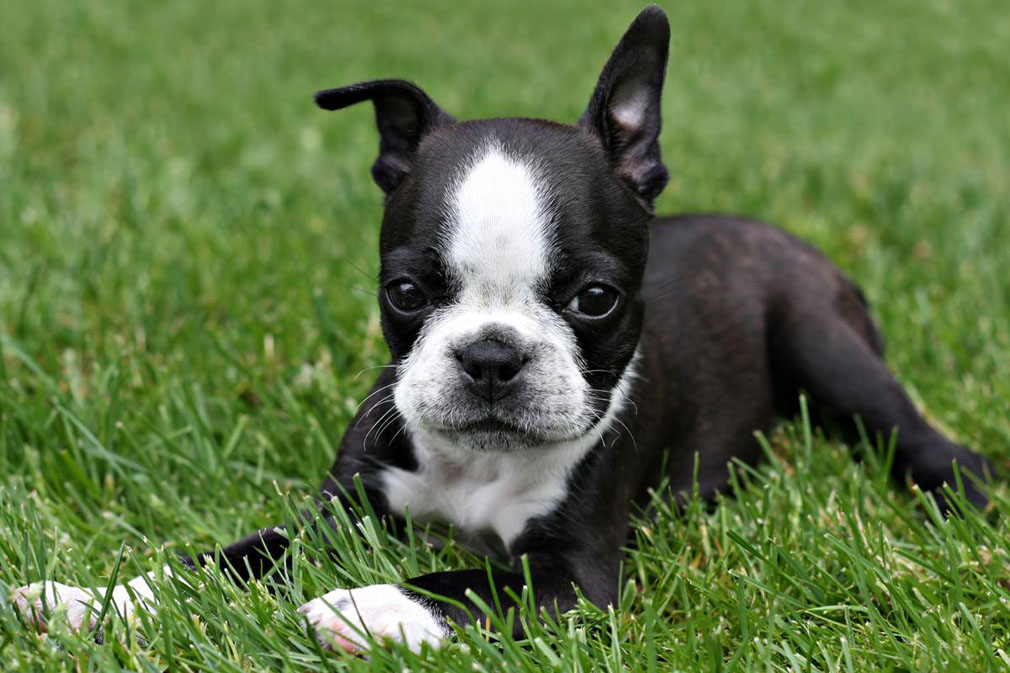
[1,0,1009,670]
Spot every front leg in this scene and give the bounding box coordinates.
[10,511,346,633]
[299,554,606,654]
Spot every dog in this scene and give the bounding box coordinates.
[14,4,992,655]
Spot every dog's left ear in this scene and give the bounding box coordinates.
[578,5,670,207]
[315,79,455,195]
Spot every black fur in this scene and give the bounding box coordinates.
[315,79,454,194]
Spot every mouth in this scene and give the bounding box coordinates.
[419,412,592,450]
[424,414,529,434]
[431,417,527,436]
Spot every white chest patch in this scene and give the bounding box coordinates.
[380,431,593,552]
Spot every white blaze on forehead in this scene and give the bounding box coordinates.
[446,147,553,298]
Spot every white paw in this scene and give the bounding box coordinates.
[298,583,448,654]
[10,571,164,634]
[11,581,105,633]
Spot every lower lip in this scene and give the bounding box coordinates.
[456,420,522,434]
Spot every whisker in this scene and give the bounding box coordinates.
[388,421,410,446]
[353,383,398,413]
[361,393,397,418]
[346,284,375,298]
[352,394,397,433]
[362,404,401,446]
[347,260,378,281]
[372,410,404,445]
[353,364,398,381]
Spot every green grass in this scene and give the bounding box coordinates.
[1,0,1009,670]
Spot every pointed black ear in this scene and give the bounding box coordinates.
[578,6,670,207]
[315,80,455,194]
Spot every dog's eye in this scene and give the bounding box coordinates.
[567,285,619,318]
[386,280,429,313]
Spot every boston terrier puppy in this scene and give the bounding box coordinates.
[14,4,992,655]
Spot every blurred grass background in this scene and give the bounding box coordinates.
[1,0,1009,670]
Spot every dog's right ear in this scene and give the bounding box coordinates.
[315,80,455,195]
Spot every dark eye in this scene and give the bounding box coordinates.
[386,280,428,313]
[567,285,619,318]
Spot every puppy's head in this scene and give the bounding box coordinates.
[317,7,669,452]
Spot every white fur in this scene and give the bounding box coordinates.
[383,361,637,551]
[445,146,553,294]
[299,583,447,654]
[394,145,597,450]
[11,568,170,631]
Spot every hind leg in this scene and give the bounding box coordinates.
[771,310,992,511]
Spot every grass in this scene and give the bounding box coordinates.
[1,0,1008,670]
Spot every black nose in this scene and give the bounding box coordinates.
[456,339,525,403]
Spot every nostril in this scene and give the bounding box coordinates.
[457,340,525,388]
[460,356,485,381]
[455,347,482,381]
[496,356,524,383]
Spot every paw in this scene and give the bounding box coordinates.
[11,581,105,633]
[299,583,447,654]
[10,572,163,634]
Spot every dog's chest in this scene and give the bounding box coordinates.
[380,436,591,554]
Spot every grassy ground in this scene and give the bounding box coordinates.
[1,0,1009,670]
